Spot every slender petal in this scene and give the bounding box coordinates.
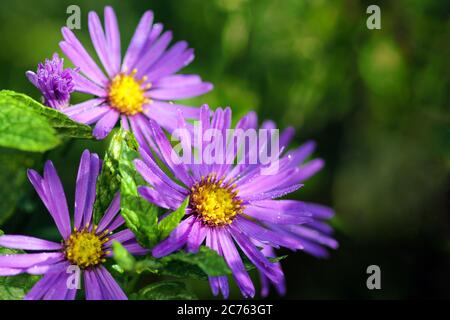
[217,230,255,298]
[74,150,100,229]
[104,6,121,74]
[95,266,127,300]
[97,193,121,233]
[152,216,195,257]
[0,235,61,251]
[92,109,120,139]
[84,269,103,300]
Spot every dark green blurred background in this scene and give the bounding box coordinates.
[0,0,449,299]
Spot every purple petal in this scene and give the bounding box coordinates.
[148,82,213,100]
[186,220,207,253]
[152,216,195,258]
[281,225,338,249]
[74,150,100,230]
[152,74,203,88]
[244,205,312,225]
[97,193,121,233]
[69,105,111,125]
[241,184,303,202]
[60,27,108,86]
[104,6,121,75]
[135,31,174,77]
[150,100,201,119]
[217,230,255,298]
[251,200,335,219]
[0,252,63,269]
[42,161,72,238]
[24,271,64,300]
[84,269,103,300]
[138,186,179,210]
[122,10,154,72]
[94,266,127,300]
[92,109,120,140]
[104,229,135,248]
[280,127,295,149]
[42,271,76,300]
[230,225,284,284]
[0,267,22,276]
[71,72,106,96]
[234,216,304,250]
[145,48,194,83]
[0,235,61,251]
[26,71,39,87]
[63,98,105,117]
[88,11,115,77]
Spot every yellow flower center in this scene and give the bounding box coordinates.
[190,174,244,226]
[64,226,110,269]
[108,69,150,115]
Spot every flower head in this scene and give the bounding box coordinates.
[0,150,147,300]
[58,6,213,139]
[26,53,75,109]
[135,105,338,298]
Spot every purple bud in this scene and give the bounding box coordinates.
[26,53,76,110]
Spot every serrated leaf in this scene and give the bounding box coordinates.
[0,90,92,139]
[121,195,159,248]
[112,241,136,272]
[131,281,196,300]
[0,94,60,152]
[115,130,159,248]
[92,130,125,223]
[158,197,189,241]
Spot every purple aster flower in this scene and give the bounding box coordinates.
[58,6,213,140]
[134,105,338,298]
[0,150,147,300]
[26,53,76,109]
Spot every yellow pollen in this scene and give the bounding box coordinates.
[64,226,108,269]
[108,70,149,115]
[190,174,244,226]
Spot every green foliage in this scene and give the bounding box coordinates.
[0,91,92,152]
[112,241,136,272]
[116,131,160,248]
[131,281,196,300]
[158,197,189,241]
[0,92,59,152]
[92,130,128,223]
[114,246,230,280]
[92,129,160,247]
[0,150,35,226]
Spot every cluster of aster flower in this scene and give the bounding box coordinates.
[0,7,338,300]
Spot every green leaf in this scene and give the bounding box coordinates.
[158,197,189,241]
[133,246,231,280]
[92,130,125,223]
[115,130,159,248]
[112,241,136,272]
[0,234,40,300]
[0,90,92,139]
[0,149,36,225]
[92,129,159,246]
[0,93,60,152]
[131,281,196,300]
[160,246,231,278]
